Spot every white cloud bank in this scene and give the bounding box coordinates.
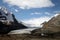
[22,16,51,27]
[31,12,51,15]
[3,0,55,9]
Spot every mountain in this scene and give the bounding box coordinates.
[31,13,60,36]
[42,13,60,32]
[0,6,27,35]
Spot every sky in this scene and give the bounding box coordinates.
[0,0,60,27]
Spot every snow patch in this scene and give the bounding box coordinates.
[54,13,60,17]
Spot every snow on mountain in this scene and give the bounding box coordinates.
[0,6,14,22]
[54,13,60,17]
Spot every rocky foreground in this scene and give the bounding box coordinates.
[0,34,60,40]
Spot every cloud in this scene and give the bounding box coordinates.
[22,16,51,27]
[3,0,55,9]
[54,11,60,14]
[31,12,51,16]
[15,9,19,12]
[45,12,50,15]
[31,12,41,15]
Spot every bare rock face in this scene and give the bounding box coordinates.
[31,14,60,36]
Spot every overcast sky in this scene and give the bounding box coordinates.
[0,0,60,27]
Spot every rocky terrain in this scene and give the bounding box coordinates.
[0,34,60,40]
[31,13,60,36]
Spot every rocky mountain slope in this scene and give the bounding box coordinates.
[31,13,60,36]
[42,13,60,32]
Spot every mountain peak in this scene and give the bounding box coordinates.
[0,6,14,23]
[0,6,8,14]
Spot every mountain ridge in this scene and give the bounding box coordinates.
[31,13,60,36]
